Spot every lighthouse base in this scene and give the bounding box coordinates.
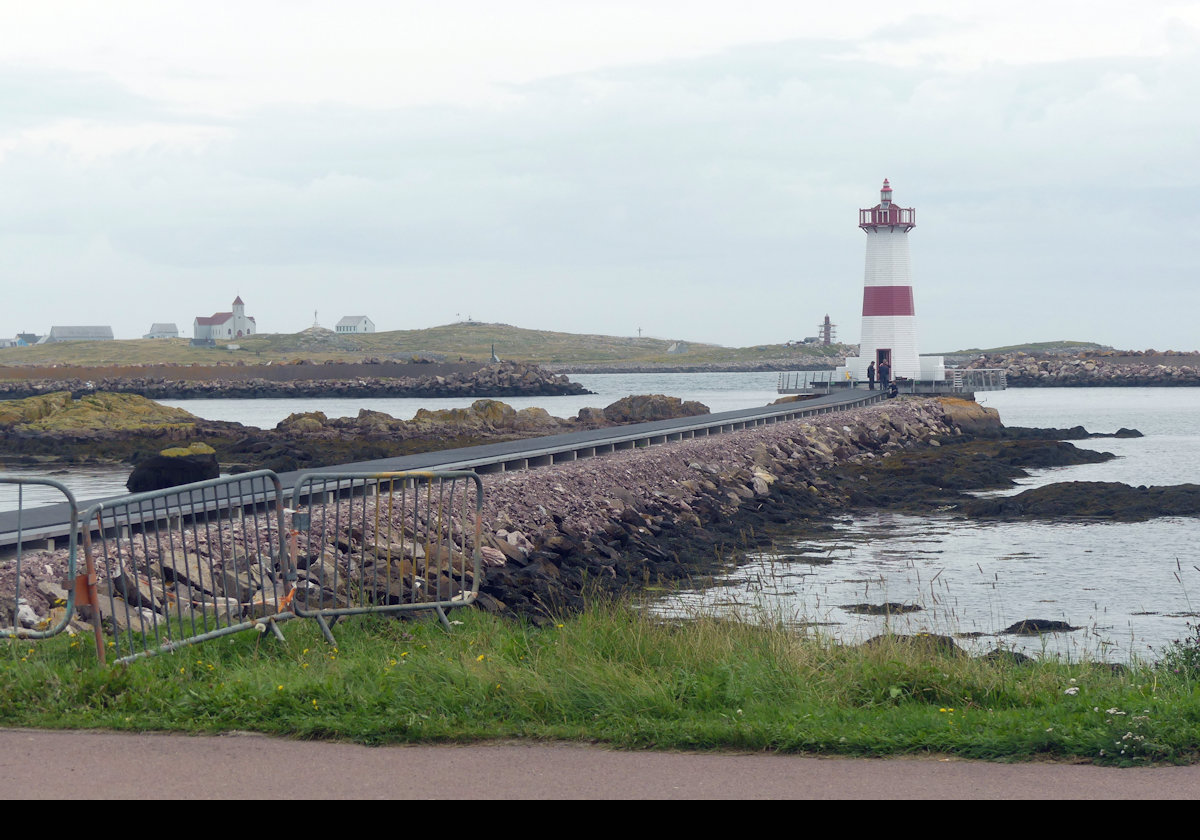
[836,355,946,383]
[778,366,1007,396]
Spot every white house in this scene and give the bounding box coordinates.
[144,323,179,339]
[335,316,375,334]
[193,297,257,344]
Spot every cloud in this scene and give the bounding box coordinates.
[2,32,1199,349]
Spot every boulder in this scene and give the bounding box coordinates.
[277,412,329,433]
[574,407,609,426]
[937,397,1002,434]
[126,442,219,493]
[602,394,710,424]
[1000,619,1080,635]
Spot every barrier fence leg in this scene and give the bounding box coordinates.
[435,605,452,632]
[78,534,106,666]
[315,614,337,646]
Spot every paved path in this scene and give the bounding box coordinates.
[2,730,1197,799]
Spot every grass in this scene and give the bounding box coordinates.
[3,601,1198,765]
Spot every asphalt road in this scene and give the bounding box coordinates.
[2,730,1197,799]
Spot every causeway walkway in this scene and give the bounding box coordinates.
[1,389,886,548]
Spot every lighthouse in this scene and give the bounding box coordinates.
[840,179,943,383]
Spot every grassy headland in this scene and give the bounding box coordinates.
[938,340,1110,356]
[3,602,1197,766]
[0,323,851,368]
[5,324,1188,372]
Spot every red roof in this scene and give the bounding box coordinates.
[196,312,233,325]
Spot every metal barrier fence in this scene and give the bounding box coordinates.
[81,471,296,664]
[289,471,483,643]
[950,368,1008,392]
[1,476,85,643]
[777,371,837,393]
[779,368,1008,394]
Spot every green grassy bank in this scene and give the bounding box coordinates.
[3,603,1198,766]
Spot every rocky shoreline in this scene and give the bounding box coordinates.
[964,350,1200,386]
[466,398,1149,618]
[0,361,590,400]
[0,392,710,474]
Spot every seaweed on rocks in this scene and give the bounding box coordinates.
[963,481,1200,522]
[821,438,1115,513]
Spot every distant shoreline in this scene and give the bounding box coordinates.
[0,361,591,401]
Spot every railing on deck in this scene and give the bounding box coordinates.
[779,368,1007,394]
[777,371,838,393]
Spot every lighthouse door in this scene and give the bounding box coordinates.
[876,349,892,368]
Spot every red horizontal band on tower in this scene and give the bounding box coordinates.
[862,286,915,317]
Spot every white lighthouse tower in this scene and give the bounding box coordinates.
[840,179,943,383]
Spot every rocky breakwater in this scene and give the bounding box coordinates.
[469,398,992,618]
[965,350,1200,386]
[468,396,1194,619]
[0,361,590,400]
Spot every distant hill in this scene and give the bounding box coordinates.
[937,340,1112,356]
[5,325,1156,370]
[0,322,853,369]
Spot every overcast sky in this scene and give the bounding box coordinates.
[3,1,1198,352]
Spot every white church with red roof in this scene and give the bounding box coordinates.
[192,296,256,344]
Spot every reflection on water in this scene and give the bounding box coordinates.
[653,387,1200,663]
[656,511,1200,663]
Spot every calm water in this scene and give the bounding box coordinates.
[152,371,786,428]
[658,387,1200,663]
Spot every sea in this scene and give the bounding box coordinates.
[3,374,1198,662]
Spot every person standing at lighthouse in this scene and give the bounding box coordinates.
[839,180,943,383]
